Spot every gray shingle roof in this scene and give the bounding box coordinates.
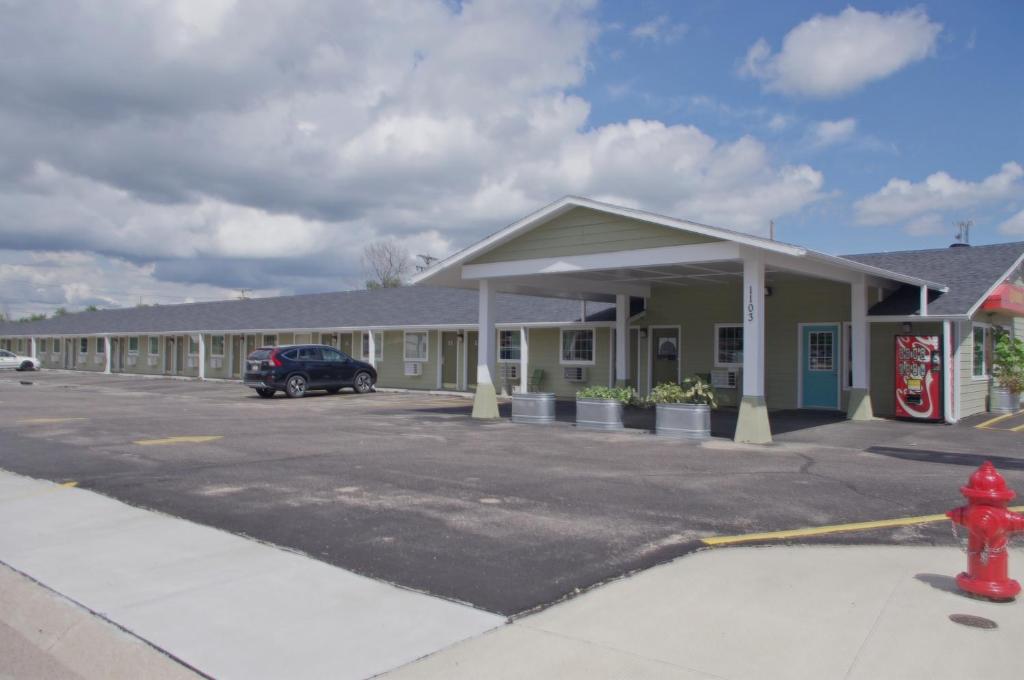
[843,242,1024,316]
[0,287,613,337]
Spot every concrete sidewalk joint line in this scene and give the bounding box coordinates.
[133,436,223,446]
[702,506,1024,546]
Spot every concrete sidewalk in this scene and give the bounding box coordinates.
[384,544,1024,680]
[0,470,502,680]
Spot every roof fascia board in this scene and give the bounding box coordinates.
[867,315,969,322]
[965,252,1024,318]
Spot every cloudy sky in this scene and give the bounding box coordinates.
[1,1,1022,318]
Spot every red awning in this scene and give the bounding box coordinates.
[982,283,1024,316]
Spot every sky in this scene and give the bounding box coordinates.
[1,0,1022,318]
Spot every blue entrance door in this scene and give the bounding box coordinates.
[801,324,839,409]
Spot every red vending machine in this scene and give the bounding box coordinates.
[895,335,943,420]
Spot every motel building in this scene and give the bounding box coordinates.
[3,197,1024,443]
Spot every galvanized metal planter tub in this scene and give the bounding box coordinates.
[511,392,556,425]
[576,398,624,430]
[989,385,1020,414]
[655,403,711,440]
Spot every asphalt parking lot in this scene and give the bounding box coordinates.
[1,371,1023,616]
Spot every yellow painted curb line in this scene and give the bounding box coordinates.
[134,435,223,446]
[59,481,78,488]
[976,411,1023,430]
[702,506,1024,547]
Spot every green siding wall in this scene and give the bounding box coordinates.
[524,327,612,398]
[471,207,719,264]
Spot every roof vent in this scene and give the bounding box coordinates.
[951,219,972,248]
[950,242,970,248]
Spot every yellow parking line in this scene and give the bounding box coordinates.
[976,411,1021,430]
[17,417,87,425]
[702,506,1024,547]
[59,481,78,488]
[134,435,223,446]
[1011,423,1024,432]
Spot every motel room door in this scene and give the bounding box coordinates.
[800,324,840,409]
[441,332,459,390]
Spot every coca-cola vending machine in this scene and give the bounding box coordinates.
[895,335,943,421]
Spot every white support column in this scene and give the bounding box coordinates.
[103,336,112,375]
[615,294,630,386]
[198,334,207,380]
[942,320,957,424]
[472,280,500,418]
[519,326,529,394]
[459,331,467,391]
[735,252,771,443]
[366,330,377,369]
[436,330,443,390]
[919,286,929,316]
[29,337,37,359]
[847,278,874,421]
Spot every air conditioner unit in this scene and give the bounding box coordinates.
[93,355,104,365]
[710,369,738,389]
[210,357,223,369]
[126,355,137,367]
[404,361,423,376]
[186,356,197,368]
[499,363,519,380]
[147,356,159,367]
[563,366,587,382]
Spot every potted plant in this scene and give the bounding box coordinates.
[575,385,635,430]
[990,332,1024,413]
[649,377,718,440]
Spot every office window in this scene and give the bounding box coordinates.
[211,335,225,356]
[148,336,159,355]
[263,334,277,346]
[560,329,594,364]
[404,332,428,361]
[361,331,383,361]
[499,330,521,361]
[95,338,105,354]
[79,338,88,354]
[128,337,139,354]
[715,324,743,367]
[973,325,988,378]
[39,339,48,353]
[188,336,199,356]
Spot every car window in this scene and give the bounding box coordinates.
[281,349,299,360]
[296,347,322,361]
[322,348,345,362]
[0,350,13,357]
[247,349,272,361]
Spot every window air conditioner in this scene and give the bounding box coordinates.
[404,361,423,376]
[710,369,738,389]
[563,366,587,382]
[126,356,137,367]
[186,356,196,369]
[147,356,159,367]
[210,357,223,369]
[499,363,519,380]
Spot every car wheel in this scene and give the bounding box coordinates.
[326,387,341,394]
[353,371,373,394]
[18,361,34,371]
[256,388,275,399]
[285,374,308,398]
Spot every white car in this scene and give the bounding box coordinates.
[0,350,39,371]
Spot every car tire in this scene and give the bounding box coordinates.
[17,361,34,371]
[285,374,308,398]
[326,387,341,394]
[352,371,373,394]
[256,388,275,399]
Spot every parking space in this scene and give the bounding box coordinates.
[968,409,1024,432]
[2,371,1023,616]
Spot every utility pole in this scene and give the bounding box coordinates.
[415,254,438,272]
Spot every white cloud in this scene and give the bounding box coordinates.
[767,113,793,132]
[855,162,1024,225]
[809,118,857,147]
[0,0,825,314]
[999,209,1024,235]
[630,15,688,43]
[904,213,947,236]
[740,7,942,97]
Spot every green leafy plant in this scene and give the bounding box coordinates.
[992,332,1024,394]
[647,376,718,408]
[576,385,636,404]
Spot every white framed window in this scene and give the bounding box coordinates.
[262,334,277,346]
[95,338,105,354]
[973,324,989,379]
[211,335,225,356]
[148,336,159,355]
[79,338,88,354]
[128,337,139,354]
[841,322,853,390]
[808,331,835,371]
[361,331,383,361]
[499,329,521,362]
[560,328,595,365]
[39,338,48,353]
[403,331,429,361]
[188,336,199,356]
[714,324,743,368]
[51,338,60,354]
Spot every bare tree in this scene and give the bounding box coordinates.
[362,239,413,289]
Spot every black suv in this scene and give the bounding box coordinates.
[244,344,377,398]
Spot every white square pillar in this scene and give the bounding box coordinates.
[735,252,771,443]
[30,337,37,359]
[847,278,874,421]
[519,326,529,394]
[198,334,207,380]
[103,336,111,374]
[366,330,377,369]
[472,280,499,418]
[615,294,630,386]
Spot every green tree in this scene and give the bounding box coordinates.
[84,304,99,312]
[53,307,68,316]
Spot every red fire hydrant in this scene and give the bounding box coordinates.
[947,461,1024,600]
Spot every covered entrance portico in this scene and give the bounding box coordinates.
[413,197,945,443]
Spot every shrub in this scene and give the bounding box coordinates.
[993,333,1024,394]
[647,376,718,408]
[576,385,636,404]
